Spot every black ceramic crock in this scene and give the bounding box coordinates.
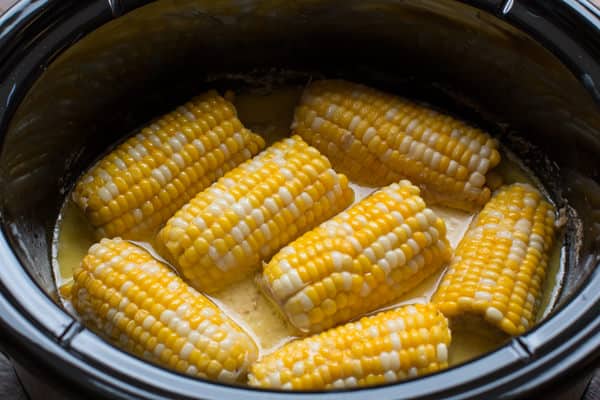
[0,0,599,399]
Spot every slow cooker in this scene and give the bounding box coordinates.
[0,0,599,398]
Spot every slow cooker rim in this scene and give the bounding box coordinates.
[0,0,599,399]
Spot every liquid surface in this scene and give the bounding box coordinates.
[53,85,563,370]
[53,201,95,284]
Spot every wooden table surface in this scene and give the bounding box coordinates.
[0,0,13,11]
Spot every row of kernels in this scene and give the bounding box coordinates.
[248,304,450,389]
[98,143,260,238]
[72,239,257,382]
[82,95,238,216]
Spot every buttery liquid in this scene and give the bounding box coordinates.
[52,86,564,369]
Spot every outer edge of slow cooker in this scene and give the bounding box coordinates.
[0,0,598,399]
[0,0,117,336]
[504,0,600,106]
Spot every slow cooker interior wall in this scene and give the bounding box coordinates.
[1,0,598,310]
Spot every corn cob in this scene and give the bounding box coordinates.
[432,183,556,335]
[262,180,452,333]
[293,80,501,211]
[156,136,355,293]
[71,238,258,382]
[72,90,265,239]
[248,303,451,389]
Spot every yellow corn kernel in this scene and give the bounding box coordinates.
[293,80,501,211]
[262,180,451,333]
[72,90,265,239]
[71,238,258,382]
[156,136,354,293]
[433,183,556,335]
[248,303,451,390]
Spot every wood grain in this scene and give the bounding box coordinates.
[0,0,15,13]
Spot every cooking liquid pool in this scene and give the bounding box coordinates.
[52,85,564,371]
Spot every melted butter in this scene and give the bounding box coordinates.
[234,86,303,145]
[208,277,298,356]
[53,86,564,372]
[54,193,484,363]
[537,232,564,320]
[348,182,377,203]
[430,206,474,249]
[53,201,95,286]
[449,317,508,365]
[494,151,535,185]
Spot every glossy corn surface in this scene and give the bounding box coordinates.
[433,183,556,335]
[293,80,501,211]
[156,136,354,293]
[263,180,451,333]
[248,303,451,390]
[71,238,258,382]
[72,90,265,239]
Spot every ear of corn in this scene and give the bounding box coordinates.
[293,80,501,211]
[71,238,258,383]
[262,180,452,333]
[72,90,265,240]
[248,303,451,390]
[432,183,556,335]
[156,136,355,294]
